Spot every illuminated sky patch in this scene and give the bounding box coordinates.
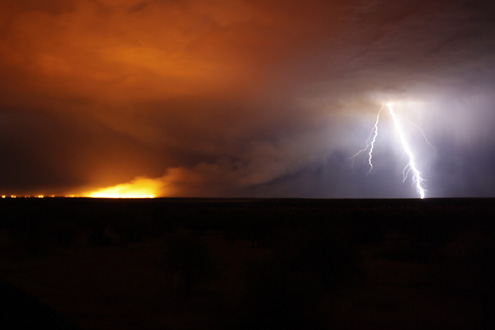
[1,0,495,197]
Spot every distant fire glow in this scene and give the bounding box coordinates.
[84,177,162,198]
[353,102,427,199]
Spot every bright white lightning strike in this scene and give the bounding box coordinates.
[352,105,383,174]
[386,103,426,199]
[353,102,427,199]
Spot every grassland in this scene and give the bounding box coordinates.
[1,198,494,329]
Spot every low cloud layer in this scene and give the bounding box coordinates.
[1,0,495,197]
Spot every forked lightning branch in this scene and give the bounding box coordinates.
[352,103,427,199]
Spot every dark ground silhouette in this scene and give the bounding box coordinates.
[1,198,494,329]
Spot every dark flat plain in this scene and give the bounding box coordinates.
[1,198,494,329]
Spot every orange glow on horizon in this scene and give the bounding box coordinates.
[83,177,162,199]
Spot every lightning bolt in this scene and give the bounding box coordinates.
[352,102,427,199]
[351,105,383,174]
[386,103,426,199]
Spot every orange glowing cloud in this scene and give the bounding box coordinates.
[0,0,264,102]
[0,0,347,104]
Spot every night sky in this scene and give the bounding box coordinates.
[1,0,495,198]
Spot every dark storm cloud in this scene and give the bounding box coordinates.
[1,0,495,197]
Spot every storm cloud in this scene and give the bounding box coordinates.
[1,0,495,197]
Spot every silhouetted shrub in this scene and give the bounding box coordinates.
[280,224,358,290]
[46,219,81,249]
[158,231,217,295]
[227,258,327,330]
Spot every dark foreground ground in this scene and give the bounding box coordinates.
[1,198,495,329]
